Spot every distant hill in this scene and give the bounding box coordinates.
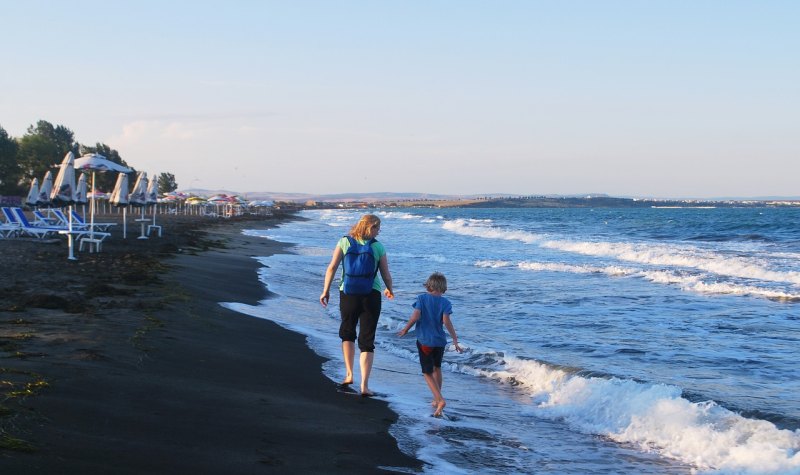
[178,189,800,207]
[458,196,800,209]
[180,189,481,202]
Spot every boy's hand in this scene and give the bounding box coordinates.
[397,328,408,337]
[453,342,463,353]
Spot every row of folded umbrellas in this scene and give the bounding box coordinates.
[28,151,275,211]
[27,152,157,208]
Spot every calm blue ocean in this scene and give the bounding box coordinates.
[225,207,800,474]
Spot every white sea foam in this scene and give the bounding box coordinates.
[437,218,800,286]
[517,261,633,277]
[442,219,541,244]
[394,251,449,263]
[512,259,800,301]
[475,260,513,268]
[377,210,425,220]
[639,269,800,301]
[541,240,800,286]
[667,279,800,302]
[467,355,800,473]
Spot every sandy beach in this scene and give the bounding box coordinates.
[0,212,421,474]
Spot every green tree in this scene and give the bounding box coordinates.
[27,120,77,156]
[158,172,178,194]
[17,133,61,183]
[17,120,76,186]
[0,125,21,195]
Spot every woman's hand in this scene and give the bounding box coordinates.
[320,291,329,307]
[383,288,394,299]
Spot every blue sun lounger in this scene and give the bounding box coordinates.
[11,207,111,251]
[68,210,116,232]
[32,209,60,226]
[5,207,62,239]
[0,207,20,238]
[50,209,89,230]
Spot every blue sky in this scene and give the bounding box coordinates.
[2,1,798,198]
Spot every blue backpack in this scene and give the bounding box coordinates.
[342,236,378,295]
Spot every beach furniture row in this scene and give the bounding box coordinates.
[0,207,112,252]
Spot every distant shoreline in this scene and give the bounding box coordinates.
[288,195,800,211]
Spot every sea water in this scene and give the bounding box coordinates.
[224,207,800,474]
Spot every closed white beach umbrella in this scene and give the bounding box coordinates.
[74,153,132,240]
[109,172,130,208]
[146,173,159,205]
[50,151,76,207]
[146,173,160,235]
[109,172,130,239]
[129,172,149,239]
[38,171,53,208]
[129,172,148,207]
[75,173,88,204]
[75,173,88,218]
[25,178,40,207]
[49,151,78,260]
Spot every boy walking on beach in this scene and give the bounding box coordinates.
[398,272,462,417]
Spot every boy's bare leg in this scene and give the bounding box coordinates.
[423,373,446,416]
[342,341,355,384]
[360,350,375,395]
[430,368,443,406]
[433,368,443,391]
[431,368,442,407]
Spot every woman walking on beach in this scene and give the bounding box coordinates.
[320,214,394,396]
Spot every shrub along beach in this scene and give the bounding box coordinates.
[0,211,420,473]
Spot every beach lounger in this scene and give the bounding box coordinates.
[0,223,19,238]
[0,218,20,238]
[33,209,60,226]
[1,207,15,225]
[0,207,20,238]
[70,210,116,232]
[7,208,63,239]
[51,209,90,230]
[11,207,111,249]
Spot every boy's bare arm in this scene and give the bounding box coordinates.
[398,309,421,336]
[443,314,463,352]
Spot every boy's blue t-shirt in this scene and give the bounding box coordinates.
[412,293,453,347]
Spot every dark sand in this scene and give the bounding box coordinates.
[0,212,421,474]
